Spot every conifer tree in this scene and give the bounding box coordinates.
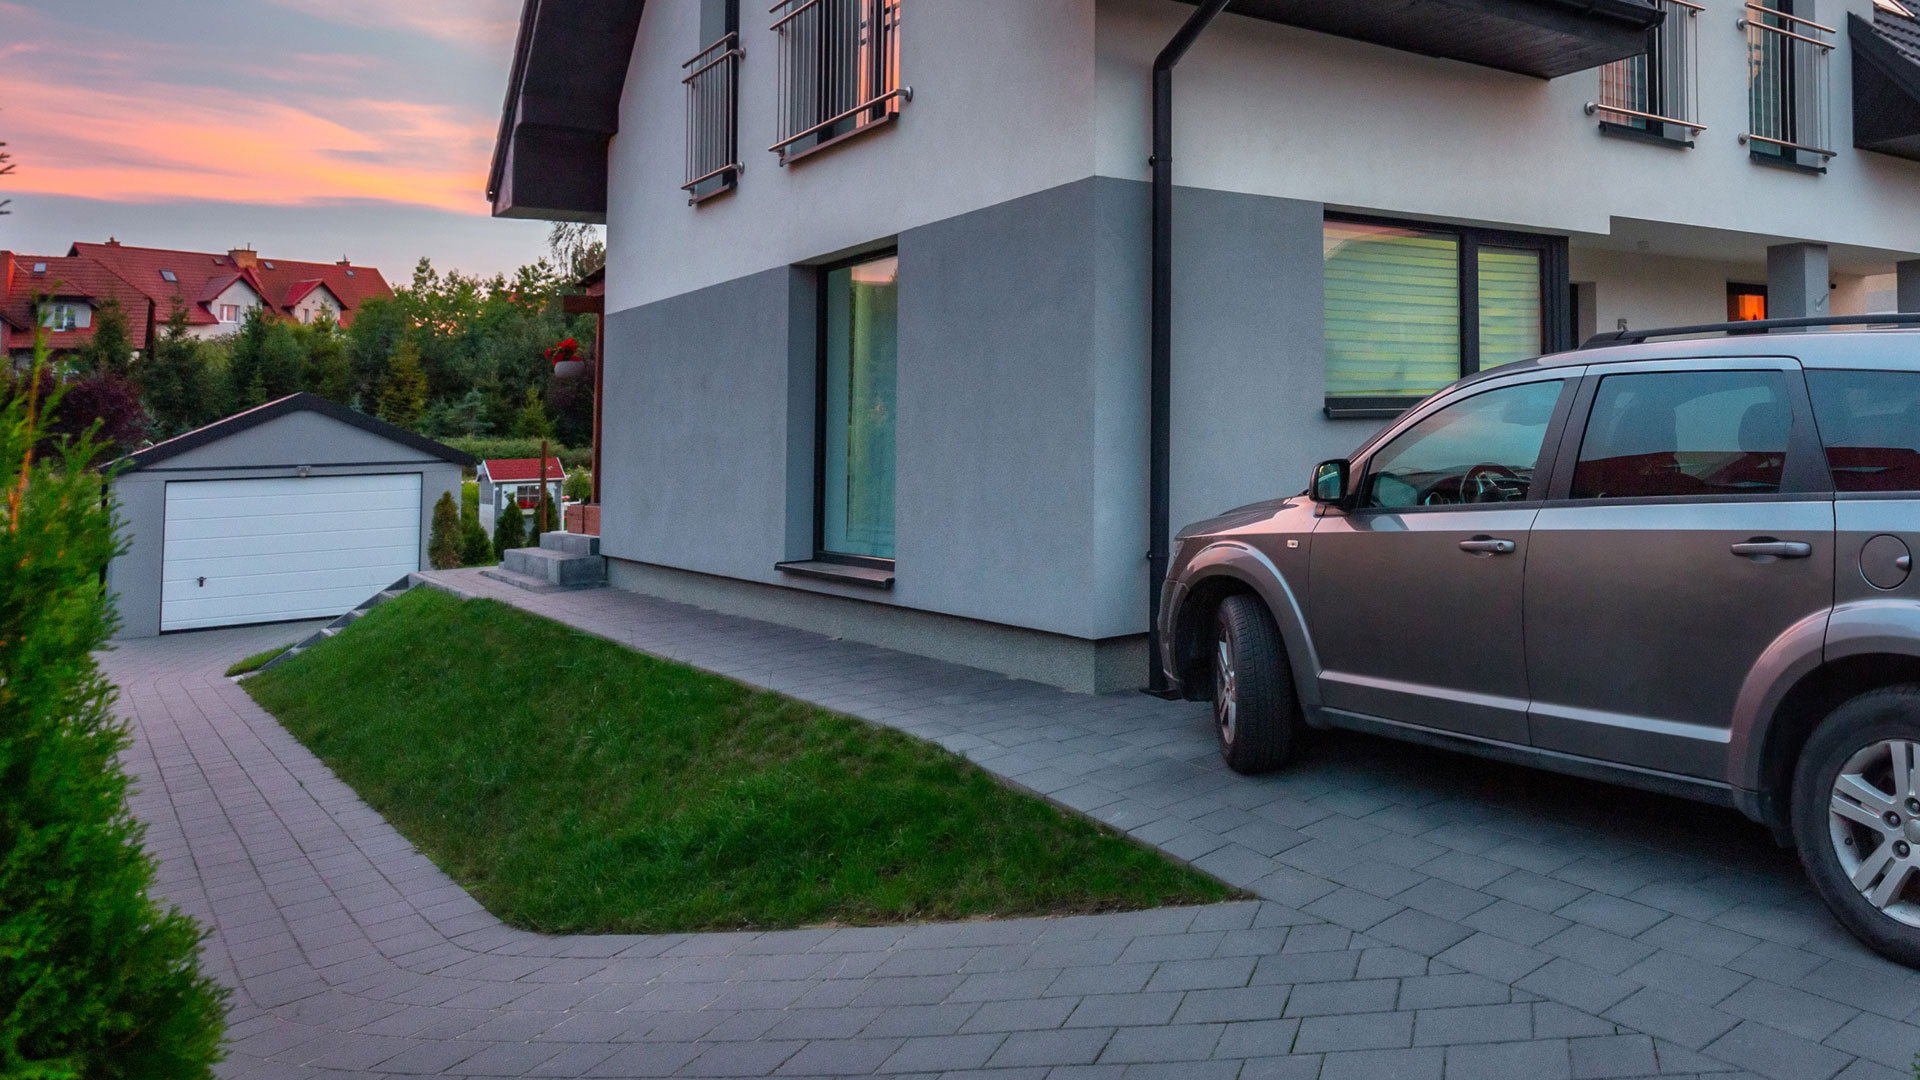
[377,336,428,428]
[427,491,461,569]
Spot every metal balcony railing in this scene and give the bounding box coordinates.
[1588,0,1705,136]
[769,0,908,164]
[683,32,744,203]
[1739,3,1836,161]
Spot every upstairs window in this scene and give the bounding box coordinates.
[1323,215,1568,418]
[1591,0,1703,144]
[219,304,239,323]
[1743,0,1836,169]
[43,303,87,331]
[684,0,743,203]
[160,269,178,283]
[770,0,907,165]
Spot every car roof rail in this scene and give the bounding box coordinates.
[1581,312,1920,349]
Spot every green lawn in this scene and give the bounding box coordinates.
[225,645,289,677]
[243,589,1232,934]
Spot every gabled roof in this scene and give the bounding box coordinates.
[117,392,476,473]
[71,241,394,328]
[480,457,567,483]
[0,252,157,352]
[283,279,340,308]
[197,270,262,306]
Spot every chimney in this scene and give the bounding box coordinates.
[337,258,352,266]
[228,247,258,269]
[105,237,121,246]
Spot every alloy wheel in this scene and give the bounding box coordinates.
[1829,738,1920,927]
[1214,635,1238,747]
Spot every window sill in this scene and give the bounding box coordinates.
[1597,120,1694,149]
[775,560,895,589]
[779,110,899,167]
[1748,147,1828,175]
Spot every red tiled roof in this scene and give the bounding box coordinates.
[0,251,158,351]
[281,279,337,308]
[67,241,393,329]
[481,457,567,483]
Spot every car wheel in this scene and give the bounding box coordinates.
[1792,685,1920,967]
[1213,594,1297,775]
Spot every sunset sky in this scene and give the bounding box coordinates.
[0,0,560,281]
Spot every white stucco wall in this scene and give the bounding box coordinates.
[1094,0,1920,272]
[605,0,1099,311]
[292,288,342,325]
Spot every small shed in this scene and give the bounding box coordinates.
[107,393,473,637]
[476,457,566,522]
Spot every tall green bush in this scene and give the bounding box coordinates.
[427,491,460,570]
[493,499,525,560]
[1,342,227,1077]
[461,517,493,567]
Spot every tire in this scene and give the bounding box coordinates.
[1212,594,1298,774]
[1792,685,1920,968]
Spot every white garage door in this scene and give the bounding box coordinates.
[161,474,422,631]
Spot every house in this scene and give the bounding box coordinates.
[106,394,471,637]
[477,457,567,531]
[0,253,156,359]
[489,0,1920,693]
[0,239,393,357]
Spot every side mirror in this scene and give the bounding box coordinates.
[1311,459,1351,504]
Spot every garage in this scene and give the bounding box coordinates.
[108,393,472,637]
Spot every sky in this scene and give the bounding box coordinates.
[0,0,561,281]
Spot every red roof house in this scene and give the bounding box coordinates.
[477,457,568,515]
[0,252,158,357]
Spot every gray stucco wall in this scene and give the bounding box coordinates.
[107,410,461,638]
[597,177,1387,679]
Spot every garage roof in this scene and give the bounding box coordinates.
[117,393,476,473]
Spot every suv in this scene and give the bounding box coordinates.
[1159,320,1920,966]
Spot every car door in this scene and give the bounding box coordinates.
[1310,370,1577,744]
[1807,365,1920,646]
[1524,359,1834,779]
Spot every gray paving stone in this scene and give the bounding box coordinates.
[1569,1034,1657,1078]
[985,1027,1115,1068]
[1514,957,1642,1015]
[877,1033,1006,1073]
[1284,980,1400,1017]
[1066,994,1184,1029]
[1443,1038,1570,1080]
[1704,1021,1852,1080]
[1411,1003,1532,1045]
[1097,1024,1225,1063]
[1294,1012,1416,1053]
[1603,988,1739,1051]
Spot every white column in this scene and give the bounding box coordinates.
[1767,243,1830,320]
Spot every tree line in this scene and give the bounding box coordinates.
[33,231,602,460]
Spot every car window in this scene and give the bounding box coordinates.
[1571,370,1791,499]
[1363,379,1563,509]
[1807,370,1920,492]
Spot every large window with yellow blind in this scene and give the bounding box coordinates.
[1323,215,1570,419]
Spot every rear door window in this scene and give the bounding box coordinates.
[1807,370,1920,492]
[1571,370,1792,499]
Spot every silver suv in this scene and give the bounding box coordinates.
[1158,320,1920,966]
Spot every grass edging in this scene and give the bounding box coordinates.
[244,586,1238,934]
[225,645,290,678]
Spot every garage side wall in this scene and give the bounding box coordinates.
[108,412,461,638]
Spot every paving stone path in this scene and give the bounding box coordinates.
[102,568,1920,1079]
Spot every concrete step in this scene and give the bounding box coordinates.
[479,565,602,594]
[500,546,607,587]
[539,531,599,557]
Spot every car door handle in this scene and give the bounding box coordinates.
[1730,539,1812,559]
[1458,537,1517,555]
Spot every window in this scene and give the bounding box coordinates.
[1728,283,1768,321]
[770,0,905,164]
[160,269,177,283]
[1744,0,1836,168]
[1572,371,1792,499]
[1808,370,1920,491]
[45,304,79,332]
[817,253,898,561]
[219,304,239,323]
[684,0,742,202]
[1324,216,1568,417]
[1592,0,1703,143]
[1362,379,1564,510]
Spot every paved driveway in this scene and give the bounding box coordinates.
[101,570,1920,1079]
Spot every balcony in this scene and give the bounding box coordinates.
[1588,0,1704,145]
[1181,0,1667,80]
[684,33,744,203]
[769,0,909,164]
[1739,3,1837,169]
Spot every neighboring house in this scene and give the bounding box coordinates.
[490,0,1920,692]
[0,253,156,359]
[0,239,393,357]
[477,457,567,531]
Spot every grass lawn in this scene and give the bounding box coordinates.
[244,589,1233,933]
[225,645,290,677]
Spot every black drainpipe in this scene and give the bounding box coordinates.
[1147,0,1230,697]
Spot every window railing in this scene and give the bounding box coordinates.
[1588,0,1705,137]
[768,0,908,164]
[1739,3,1835,162]
[683,32,744,203]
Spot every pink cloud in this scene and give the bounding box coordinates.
[259,0,521,50]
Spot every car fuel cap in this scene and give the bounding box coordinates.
[1861,534,1912,591]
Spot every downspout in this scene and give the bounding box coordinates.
[1147,0,1231,696]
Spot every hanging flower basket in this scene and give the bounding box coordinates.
[545,337,587,378]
